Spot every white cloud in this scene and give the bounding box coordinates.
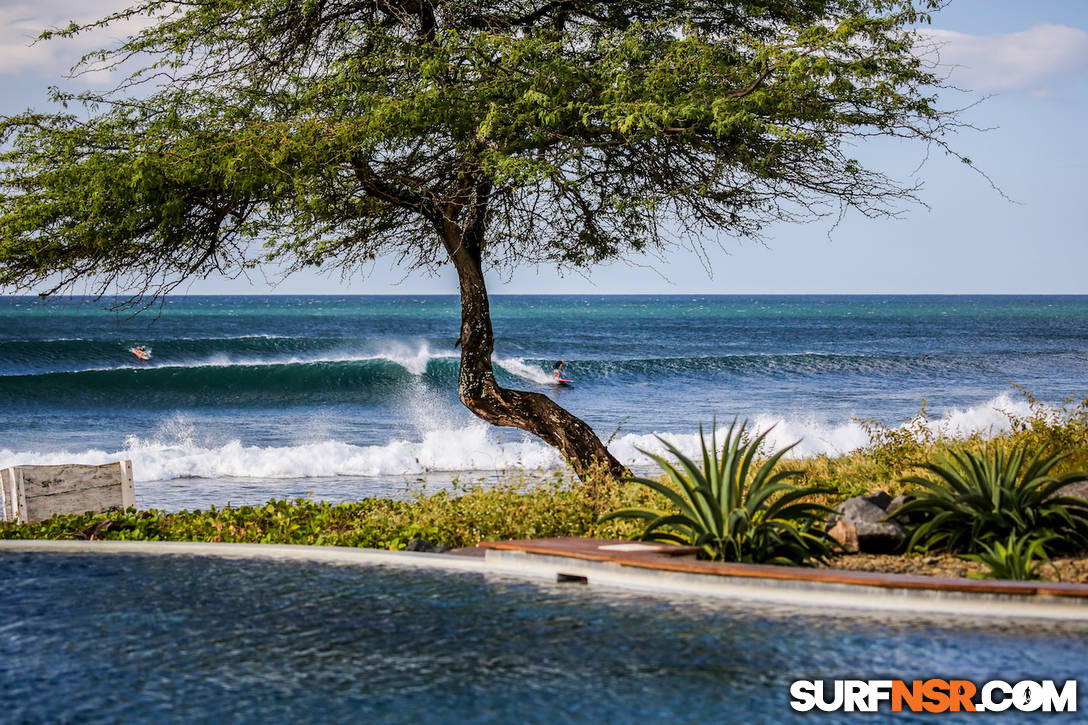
[0,1,136,78]
[916,24,1088,92]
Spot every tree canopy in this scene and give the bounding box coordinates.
[0,0,969,477]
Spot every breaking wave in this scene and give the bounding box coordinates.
[0,394,1035,482]
[0,343,563,406]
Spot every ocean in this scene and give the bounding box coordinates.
[1,295,1086,510]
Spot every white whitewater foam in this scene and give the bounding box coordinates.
[0,394,1044,482]
[24,341,563,386]
[160,340,460,375]
[494,357,555,385]
[607,418,871,463]
[365,341,455,376]
[609,392,1035,463]
[926,392,1033,439]
[0,423,562,482]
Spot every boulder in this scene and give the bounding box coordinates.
[853,520,908,554]
[886,494,918,524]
[826,495,888,529]
[861,490,894,511]
[828,519,859,553]
[826,492,908,554]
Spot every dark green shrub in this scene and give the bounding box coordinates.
[896,443,1088,553]
[600,420,834,565]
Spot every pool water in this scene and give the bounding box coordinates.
[1,553,1085,723]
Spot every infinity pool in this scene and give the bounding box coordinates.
[1,552,1085,723]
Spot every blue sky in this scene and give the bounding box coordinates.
[1,1,1086,295]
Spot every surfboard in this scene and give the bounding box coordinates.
[553,378,574,388]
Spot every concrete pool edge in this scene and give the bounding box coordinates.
[4,538,1088,620]
[479,538,1088,620]
[0,539,494,573]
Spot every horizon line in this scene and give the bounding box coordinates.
[5,291,1088,298]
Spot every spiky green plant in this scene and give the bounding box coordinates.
[962,533,1056,581]
[600,420,834,565]
[895,444,1088,553]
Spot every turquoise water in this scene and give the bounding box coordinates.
[0,552,1085,723]
[1,295,1086,509]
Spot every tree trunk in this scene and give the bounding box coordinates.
[440,225,625,482]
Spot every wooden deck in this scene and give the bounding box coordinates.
[478,538,1088,600]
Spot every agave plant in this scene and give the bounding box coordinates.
[962,532,1056,581]
[600,420,834,565]
[896,443,1088,553]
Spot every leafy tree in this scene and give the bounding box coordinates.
[0,1,968,478]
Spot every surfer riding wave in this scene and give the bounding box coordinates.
[552,360,573,385]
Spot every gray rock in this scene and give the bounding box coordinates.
[1054,480,1088,504]
[886,494,918,523]
[826,496,888,529]
[853,520,908,554]
[862,490,894,511]
[826,492,907,554]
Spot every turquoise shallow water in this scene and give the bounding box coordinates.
[1,295,1086,509]
[1,552,1085,724]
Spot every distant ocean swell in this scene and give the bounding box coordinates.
[0,394,1035,483]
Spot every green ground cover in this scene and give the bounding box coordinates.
[0,471,648,549]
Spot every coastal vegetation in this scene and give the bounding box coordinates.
[0,471,650,549]
[962,533,1056,582]
[4,393,1087,583]
[895,444,1088,554]
[0,0,975,479]
[600,421,834,565]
